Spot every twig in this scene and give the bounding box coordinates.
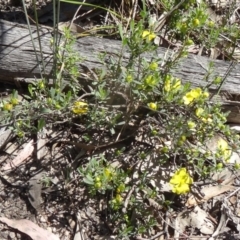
[135,231,165,240]
[155,0,187,32]
[122,185,135,213]
[209,61,236,101]
[210,209,227,239]
[224,186,240,200]
[150,231,165,240]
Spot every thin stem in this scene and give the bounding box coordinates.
[21,0,44,79]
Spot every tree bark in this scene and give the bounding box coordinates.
[0,19,240,123]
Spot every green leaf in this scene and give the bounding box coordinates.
[38,119,45,131]
[83,174,94,185]
[116,121,125,126]
[40,107,52,114]
[110,128,115,135]
[22,94,32,100]
[12,89,18,98]
[49,87,56,98]
[118,24,123,41]
[28,84,33,97]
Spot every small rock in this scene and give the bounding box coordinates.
[40,215,47,223]
[30,166,37,171]
[16,232,22,239]
[9,231,15,239]
[66,215,76,229]
[65,231,70,237]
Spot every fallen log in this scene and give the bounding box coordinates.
[0,19,240,123]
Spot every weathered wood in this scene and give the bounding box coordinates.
[0,19,240,123]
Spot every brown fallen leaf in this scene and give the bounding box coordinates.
[174,206,215,238]
[2,140,34,171]
[0,217,59,240]
[73,212,86,240]
[28,171,46,212]
[37,129,48,160]
[0,129,13,150]
[186,185,236,207]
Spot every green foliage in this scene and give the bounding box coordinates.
[78,155,127,210]
[75,6,240,238]
[0,28,85,137]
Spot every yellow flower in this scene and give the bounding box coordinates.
[202,91,209,98]
[164,76,181,92]
[95,177,101,182]
[207,21,214,27]
[180,135,186,141]
[2,103,13,111]
[161,146,169,153]
[187,121,196,129]
[217,138,231,161]
[164,77,171,92]
[104,167,113,180]
[10,98,19,106]
[116,183,125,193]
[195,108,212,123]
[38,81,45,90]
[235,163,240,170]
[170,168,193,195]
[216,163,223,170]
[179,22,187,33]
[218,142,227,152]
[142,30,150,38]
[115,194,123,204]
[183,93,194,105]
[94,182,102,189]
[202,117,213,123]
[16,120,23,127]
[142,30,156,41]
[55,103,61,109]
[192,18,200,27]
[17,131,24,138]
[145,75,157,87]
[183,88,202,105]
[149,62,158,71]
[195,107,204,117]
[126,74,133,83]
[47,98,52,105]
[148,102,157,111]
[186,38,194,46]
[214,76,222,84]
[173,79,181,90]
[72,101,88,114]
